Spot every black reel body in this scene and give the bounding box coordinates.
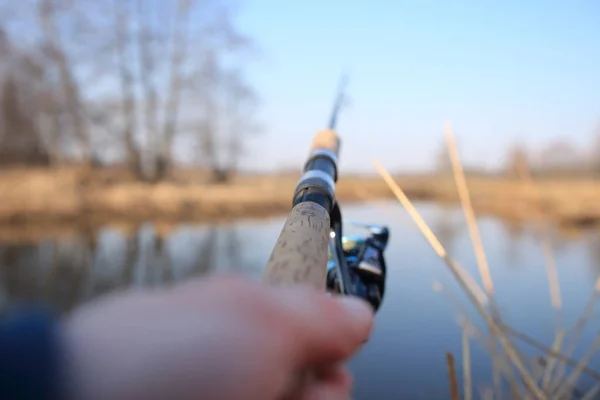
[326,226,389,312]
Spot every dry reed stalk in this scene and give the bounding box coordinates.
[517,160,564,389]
[463,326,473,400]
[446,352,460,400]
[479,386,495,400]
[581,383,600,400]
[541,330,565,392]
[351,186,414,230]
[499,324,600,382]
[443,284,586,397]
[553,277,600,386]
[434,282,474,326]
[517,162,562,320]
[373,160,488,306]
[530,356,546,384]
[492,341,503,400]
[439,285,597,392]
[553,333,600,399]
[374,159,545,400]
[438,281,533,397]
[429,193,600,395]
[519,187,564,395]
[445,125,509,399]
[444,124,495,296]
[541,237,562,327]
[459,318,525,398]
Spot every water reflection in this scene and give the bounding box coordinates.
[0,222,250,315]
[586,229,600,278]
[432,204,461,255]
[1,202,600,399]
[502,220,525,265]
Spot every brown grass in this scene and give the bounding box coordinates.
[374,124,600,399]
[1,166,600,230]
[375,159,546,399]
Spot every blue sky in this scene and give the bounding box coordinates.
[232,0,600,173]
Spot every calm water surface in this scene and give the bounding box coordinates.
[1,201,600,399]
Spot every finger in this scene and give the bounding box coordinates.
[166,273,250,297]
[291,365,353,400]
[314,364,353,392]
[300,382,352,400]
[267,287,374,367]
[163,274,265,309]
[165,277,373,366]
[281,364,352,400]
[171,277,374,364]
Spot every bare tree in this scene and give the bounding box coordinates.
[0,76,42,164]
[136,0,159,178]
[434,139,452,176]
[113,1,141,176]
[221,68,260,178]
[198,48,219,178]
[0,0,261,177]
[108,0,248,181]
[0,30,51,166]
[536,140,581,177]
[158,0,192,179]
[37,0,91,164]
[589,124,600,178]
[187,5,261,183]
[504,143,528,178]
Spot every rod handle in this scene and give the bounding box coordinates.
[263,201,331,288]
[262,128,340,398]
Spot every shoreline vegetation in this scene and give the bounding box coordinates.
[2,166,600,233]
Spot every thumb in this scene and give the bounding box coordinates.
[269,288,374,368]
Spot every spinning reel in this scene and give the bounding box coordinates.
[326,204,389,312]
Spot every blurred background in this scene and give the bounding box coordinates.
[1,0,600,398]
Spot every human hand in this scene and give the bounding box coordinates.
[61,275,374,400]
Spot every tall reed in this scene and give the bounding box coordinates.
[374,123,600,399]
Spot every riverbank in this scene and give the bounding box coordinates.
[0,167,392,224]
[1,167,600,230]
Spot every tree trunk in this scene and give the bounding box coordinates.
[114,1,142,179]
[159,0,191,180]
[38,0,91,164]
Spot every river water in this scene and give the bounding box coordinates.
[1,201,600,399]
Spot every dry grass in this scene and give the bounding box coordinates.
[0,167,388,223]
[374,124,600,399]
[1,166,600,230]
[375,159,545,399]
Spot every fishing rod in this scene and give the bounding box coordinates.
[262,78,344,289]
[261,76,389,397]
[263,76,389,312]
[328,74,349,130]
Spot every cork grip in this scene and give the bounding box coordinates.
[263,201,331,289]
[262,129,339,397]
